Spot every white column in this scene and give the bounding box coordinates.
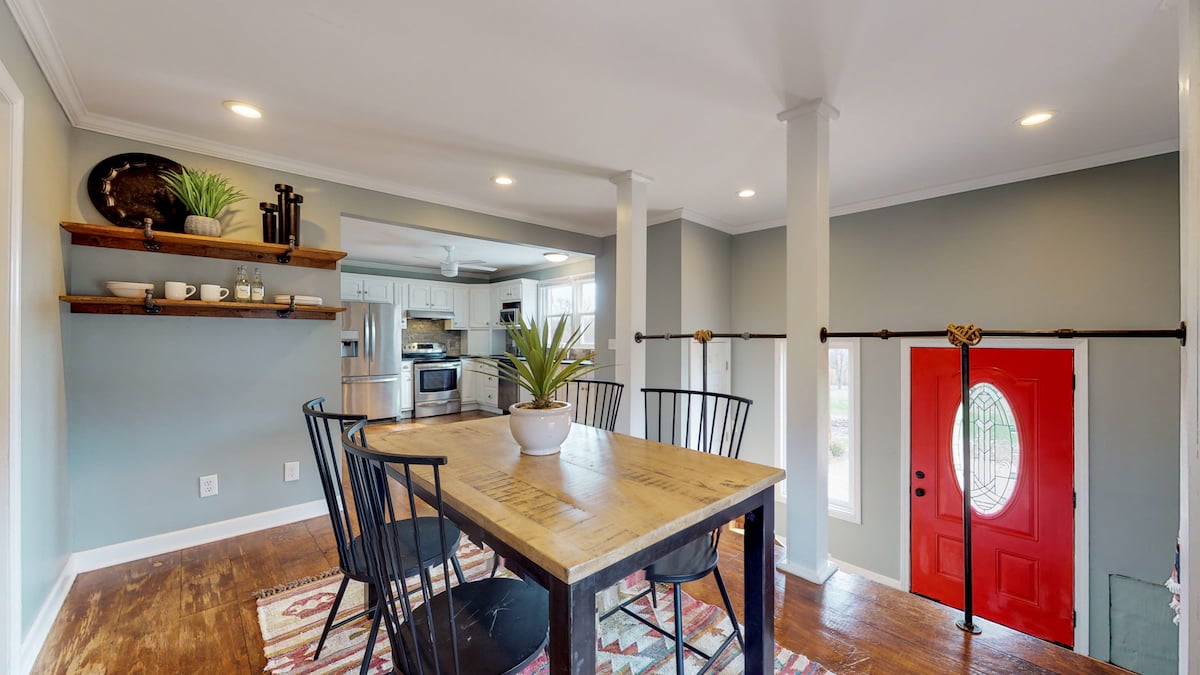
[1179,1,1199,671]
[777,100,838,584]
[611,170,652,436]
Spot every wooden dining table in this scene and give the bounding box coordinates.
[369,415,785,674]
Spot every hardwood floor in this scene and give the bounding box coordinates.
[32,411,1126,674]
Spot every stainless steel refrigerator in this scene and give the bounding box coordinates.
[340,302,404,420]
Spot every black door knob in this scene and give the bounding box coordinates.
[915,487,926,497]
[915,470,926,479]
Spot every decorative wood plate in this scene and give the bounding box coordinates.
[87,153,188,232]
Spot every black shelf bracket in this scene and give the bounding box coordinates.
[276,236,296,265]
[142,289,161,314]
[141,218,161,252]
[276,295,297,318]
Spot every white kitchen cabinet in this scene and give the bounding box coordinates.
[493,279,539,323]
[341,273,396,304]
[469,286,493,328]
[466,329,493,356]
[408,281,453,311]
[450,286,469,329]
[460,358,480,404]
[400,361,414,413]
[476,359,500,412]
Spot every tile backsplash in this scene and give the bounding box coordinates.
[404,319,461,354]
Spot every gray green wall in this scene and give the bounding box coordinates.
[730,153,1181,662]
[644,218,733,391]
[64,129,605,551]
[1,2,73,636]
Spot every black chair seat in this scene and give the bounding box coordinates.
[396,578,549,675]
[345,517,463,581]
[644,536,719,584]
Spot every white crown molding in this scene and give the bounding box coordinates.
[4,0,84,124]
[725,217,787,235]
[72,112,598,235]
[341,259,491,280]
[830,139,1180,217]
[649,207,737,233]
[777,98,841,122]
[609,170,654,185]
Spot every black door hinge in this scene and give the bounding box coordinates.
[1073,610,1077,627]
[1073,491,1077,509]
[1072,374,1076,390]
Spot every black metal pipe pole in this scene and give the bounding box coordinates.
[956,343,982,635]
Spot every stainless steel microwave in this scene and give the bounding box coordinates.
[499,300,521,324]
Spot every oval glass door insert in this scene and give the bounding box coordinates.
[952,382,1020,515]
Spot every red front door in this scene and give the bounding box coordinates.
[910,347,1074,646]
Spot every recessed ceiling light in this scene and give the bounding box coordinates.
[544,252,568,263]
[737,189,756,198]
[223,100,262,119]
[1018,111,1054,127]
[493,176,514,186]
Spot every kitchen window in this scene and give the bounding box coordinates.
[539,274,595,348]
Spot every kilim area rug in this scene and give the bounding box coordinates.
[255,540,830,674]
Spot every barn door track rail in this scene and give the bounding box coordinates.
[822,320,1185,635]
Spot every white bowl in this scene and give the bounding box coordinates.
[106,281,153,298]
[108,287,154,298]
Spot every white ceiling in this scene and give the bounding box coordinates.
[16,0,1180,236]
[341,216,590,276]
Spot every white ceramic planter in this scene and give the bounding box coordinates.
[508,402,574,456]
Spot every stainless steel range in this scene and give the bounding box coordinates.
[403,342,462,418]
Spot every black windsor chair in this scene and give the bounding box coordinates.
[554,379,625,431]
[302,397,467,673]
[341,419,549,675]
[600,388,753,675]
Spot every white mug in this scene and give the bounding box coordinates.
[199,284,230,302]
[164,281,196,301]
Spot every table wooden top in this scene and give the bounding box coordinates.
[369,416,784,584]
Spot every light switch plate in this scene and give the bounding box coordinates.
[607,338,617,351]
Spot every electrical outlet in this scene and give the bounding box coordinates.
[199,474,218,498]
[284,461,300,482]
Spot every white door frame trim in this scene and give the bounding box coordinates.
[0,56,24,675]
[898,338,1090,655]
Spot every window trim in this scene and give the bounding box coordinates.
[538,273,595,349]
[827,338,862,524]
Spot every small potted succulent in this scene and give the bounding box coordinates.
[480,315,606,455]
[159,167,246,237]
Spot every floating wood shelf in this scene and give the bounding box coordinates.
[61,222,347,270]
[60,295,345,321]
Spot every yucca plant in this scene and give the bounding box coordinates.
[481,315,607,409]
[159,167,246,218]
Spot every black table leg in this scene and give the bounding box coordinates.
[744,490,774,675]
[548,576,596,674]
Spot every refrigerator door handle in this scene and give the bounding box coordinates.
[365,308,374,366]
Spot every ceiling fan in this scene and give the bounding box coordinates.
[417,245,498,278]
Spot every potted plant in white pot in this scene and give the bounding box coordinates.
[159,167,246,237]
[482,315,607,455]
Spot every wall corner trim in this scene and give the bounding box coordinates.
[18,557,74,675]
[71,499,327,574]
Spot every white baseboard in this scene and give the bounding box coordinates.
[830,557,903,589]
[778,557,838,584]
[72,499,327,573]
[19,558,75,675]
[17,499,327,672]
